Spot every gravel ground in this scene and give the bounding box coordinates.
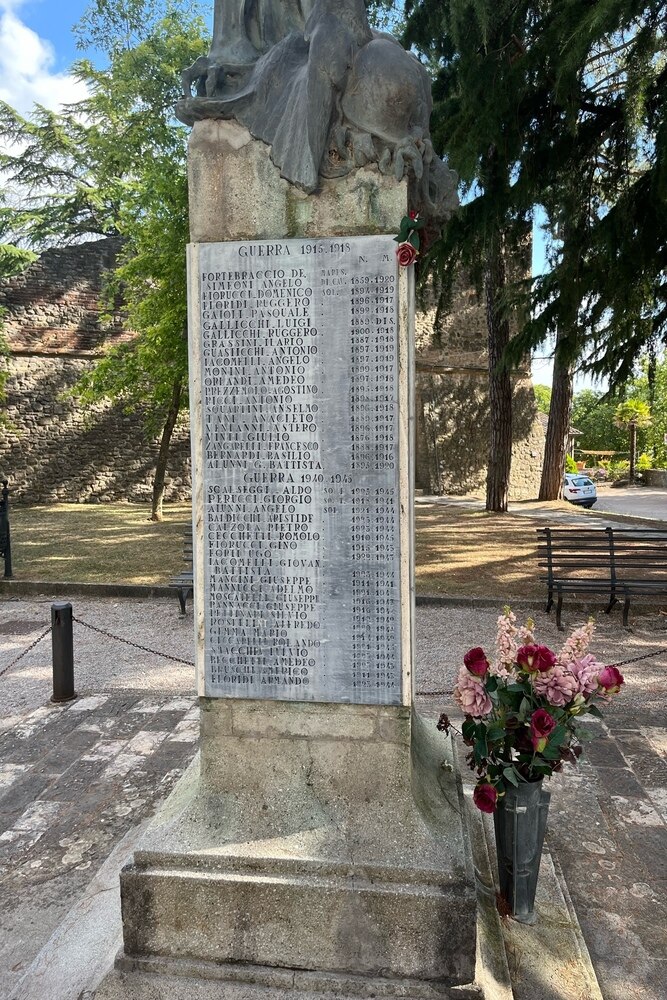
[2,595,665,723]
[0,597,195,730]
[414,602,667,725]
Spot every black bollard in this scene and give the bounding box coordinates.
[0,480,11,579]
[51,602,77,703]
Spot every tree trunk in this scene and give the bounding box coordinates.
[151,378,183,522]
[629,422,637,483]
[538,349,573,500]
[485,237,513,512]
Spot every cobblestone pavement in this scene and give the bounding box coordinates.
[1,596,666,999]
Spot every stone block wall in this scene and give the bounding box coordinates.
[0,238,192,503]
[413,268,545,501]
[1,237,543,505]
[1,355,191,503]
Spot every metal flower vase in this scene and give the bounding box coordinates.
[493,778,550,923]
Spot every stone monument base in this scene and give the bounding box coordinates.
[94,702,478,997]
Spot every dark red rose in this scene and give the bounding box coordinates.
[409,210,418,219]
[598,665,624,693]
[463,647,490,678]
[436,713,451,733]
[473,782,498,813]
[516,644,556,673]
[396,241,418,267]
[529,708,557,751]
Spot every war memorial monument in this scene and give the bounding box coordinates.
[97,1,478,996]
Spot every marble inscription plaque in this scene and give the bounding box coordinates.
[192,236,405,705]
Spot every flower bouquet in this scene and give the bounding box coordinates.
[439,609,624,920]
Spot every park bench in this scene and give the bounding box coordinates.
[169,531,193,614]
[0,480,12,578]
[537,526,667,627]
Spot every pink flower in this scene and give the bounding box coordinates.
[517,644,557,673]
[473,782,498,813]
[463,647,490,677]
[569,654,603,697]
[558,620,595,666]
[598,665,624,694]
[396,242,418,267]
[532,663,578,707]
[529,708,557,752]
[454,666,492,717]
[493,609,519,676]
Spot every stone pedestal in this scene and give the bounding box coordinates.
[96,122,477,999]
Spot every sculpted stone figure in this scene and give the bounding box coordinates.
[178,0,457,224]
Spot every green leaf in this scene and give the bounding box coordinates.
[518,697,532,720]
[587,704,604,719]
[462,719,476,740]
[503,766,519,787]
[408,231,420,250]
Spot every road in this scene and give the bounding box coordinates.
[418,484,667,527]
[592,484,667,522]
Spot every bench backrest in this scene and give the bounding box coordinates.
[537,526,667,583]
[537,527,614,583]
[605,528,667,582]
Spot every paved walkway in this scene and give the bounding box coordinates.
[1,596,666,999]
[593,485,667,521]
[417,487,667,528]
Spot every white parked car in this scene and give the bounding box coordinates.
[562,473,597,508]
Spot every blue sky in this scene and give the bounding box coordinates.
[14,0,87,69]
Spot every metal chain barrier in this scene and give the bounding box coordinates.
[418,644,667,697]
[72,616,195,666]
[0,625,52,679]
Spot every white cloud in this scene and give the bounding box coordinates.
[0,0,88,115]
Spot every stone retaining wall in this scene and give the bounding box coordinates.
[1,355,191,503]
[1,238,544,504]
[643,469,667,488]
[0,238,192,503]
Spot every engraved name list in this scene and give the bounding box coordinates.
[192,236,405,705]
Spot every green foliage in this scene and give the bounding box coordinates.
[403,0,667,386]
[636,452,653,471]
[613,399,652,430]
[571,388,628,454]
[533,384,551,415]
[602,459,630,481]
[0,1,207,427]
[565,454,578,474]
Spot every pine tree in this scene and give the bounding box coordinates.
[404,0,667,501]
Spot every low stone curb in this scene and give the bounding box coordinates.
[0,579,174,599]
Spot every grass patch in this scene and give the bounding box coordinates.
[6,500,547,598]
[415,503,541,598]
[10,503,192,585]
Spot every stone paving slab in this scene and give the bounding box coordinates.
[0,686,198,999]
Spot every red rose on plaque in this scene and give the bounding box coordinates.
[396,241,418,267]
